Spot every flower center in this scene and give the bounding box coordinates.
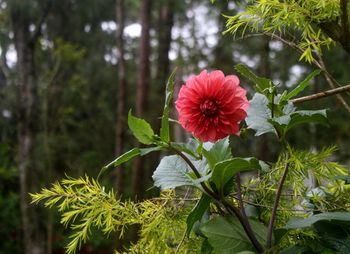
[200,99,218,117]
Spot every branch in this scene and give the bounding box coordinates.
[169,145,264,253]
[266,155,290,249]
[315,52,350,112]
[291,84,350,104]
[261,32,350,112]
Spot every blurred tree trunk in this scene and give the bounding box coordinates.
[155,0,174,95]
[213,1,235,73]
[132,0,152,200]
[146,0,175,193]
[13,13,44,254]
[114,0,127,198]
[114,0,127,250]
[11,2,51,253]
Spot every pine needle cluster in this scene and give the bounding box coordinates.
[31,176,201,254]
[225,0,341,62]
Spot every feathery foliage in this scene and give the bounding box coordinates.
[31,176,202,253]
[225,0,341,62]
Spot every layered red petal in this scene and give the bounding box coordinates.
[175,70,249,142]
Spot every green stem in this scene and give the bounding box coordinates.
[169,146,218,199]
[266,153,290,249]
[169,145,265,253]
[236,173,249,221]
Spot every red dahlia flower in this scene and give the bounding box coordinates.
[175,70,249,142]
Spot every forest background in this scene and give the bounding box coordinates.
[1,0,350,253]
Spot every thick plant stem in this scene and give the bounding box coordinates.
[221,197,265,252]
[169,146,265,253]
[266,154,290,249]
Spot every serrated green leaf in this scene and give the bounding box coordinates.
[128,110,155,145]
[246,93,276,136]
[285,212,350,229]
[160,69,177,142]
[200,216,267,254]
[284,70,321,101]
[211,157,260,192]
[202,137,232,169]
[152,155,207,190]
[186,194,211,236]
[235,64,271,93]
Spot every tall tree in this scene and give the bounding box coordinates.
[132,0,152,199]
[114,0,127,197]
[113,0,127,249]
[155,0,174,95]
[10,1,51,253]
[213,1,235,73]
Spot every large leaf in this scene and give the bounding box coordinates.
[202,137,232,169]
[271,109,328,137]
[152,155,207,190]
[186,194,211,236]
[235,64,271,93]
[160,69,176,142]
[245,93,276,136]
[285,212,350,229]
[283,69,321,101]
[211,157,260,192]
[128,110,155,145]
[201,216,267,254]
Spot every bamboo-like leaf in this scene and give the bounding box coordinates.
[284,69,321,101]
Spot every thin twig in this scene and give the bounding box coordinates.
[315,52,350,112]
[291,84,350,104]
[266,154,290,249]
[175,230,187,254]
[236,173,246,216]
[228,194,349,212]
[235,173,266,251]
[263,32,350,112]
